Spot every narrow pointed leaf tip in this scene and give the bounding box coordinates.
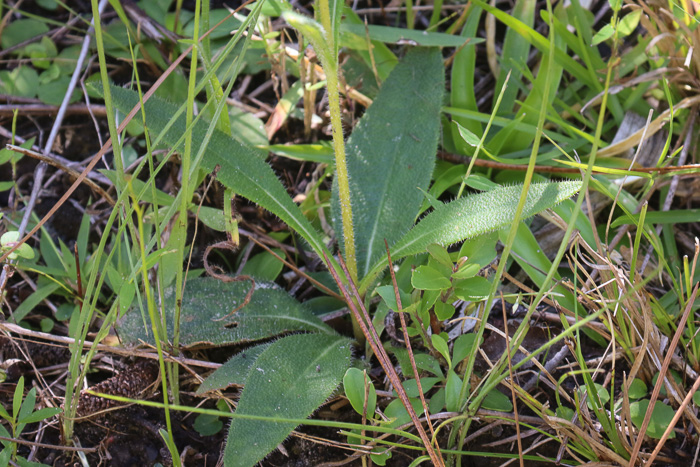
[391,180,583,259]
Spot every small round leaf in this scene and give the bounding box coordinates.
[343,368,377,418]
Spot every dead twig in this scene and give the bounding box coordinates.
[0,322,221,369]
[0,435,97,452]
[0,104,107,117]
[628,284,700,466]
[5,144,115,205]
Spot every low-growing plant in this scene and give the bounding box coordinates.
[82,0,586,462]
[9,0,700,464]
[102,45,580,467]
[0,230,35,263]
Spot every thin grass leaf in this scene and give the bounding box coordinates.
[545,7,605,77]
[493,0,535,114]
[554,158,653,178]
[12,282,61,323]
[450,5,483,152]
[266,143,334,164]
[611,209,700,227]
[470,0,599,91]
[495,7,566,153]
[342,7,398,82]
[341,24,480,47]
[444,107,578,147]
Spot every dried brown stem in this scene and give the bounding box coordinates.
[628,284,700,466]
[323,252,444,466]
[385,240,441,457]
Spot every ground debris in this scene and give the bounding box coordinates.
[75,359,159,419]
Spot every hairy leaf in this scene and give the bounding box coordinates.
[196,343,272,394]
[362,181,582,289]
[119,277,333,347]
[97,85,329,262]
[332,47,444,277]
[224,333,352,466]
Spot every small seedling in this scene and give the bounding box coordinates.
[0,376,61,464]
[0,230,35,261]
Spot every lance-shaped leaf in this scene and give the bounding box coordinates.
[224,333,352,466]
[100,85,329,262]
[331,47,444,278]
[119,277,333,348]
[361,180,582,290]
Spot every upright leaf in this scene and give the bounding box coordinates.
[451,5,483,152]
[470,0,596,91]
[493,0,535,115]
[494,5,566,153]
[224,333,352,466]
[332,47,444,277]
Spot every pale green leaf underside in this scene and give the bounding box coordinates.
[363,181,582,286]
[332,47,444,278]
[102,85,329,261]
[224,333,352,466]
[119,277,333,348]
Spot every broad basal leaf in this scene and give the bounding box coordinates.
[362,181,582,289]
[119,277,333,348]
[224,333,352,466]
[99,85,330,262]
[332,47,444,278]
